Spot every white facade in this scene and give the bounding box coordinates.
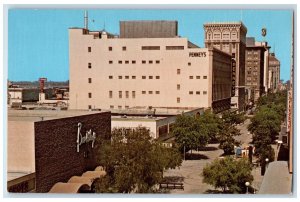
[8,87,22,107]
[69,26,232,112]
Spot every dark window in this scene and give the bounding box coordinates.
[142,76,146,79]
[132,91,136,98]
[109,91,113,98]
[88,93,92,98]
[125,106,129,109]
[141,46,160,50]
[156,91,160,94]
[132,60,136,64]
[88,105,92,109]
[118,61,122,64]
[109,61,113,64]
[189,91,193,95]
[109,76,113,79]
[132,76,136,79]
[177,69,181,75]
[149,60,153,64]
[149,91,153,94]
[149,76,153,79]
[177,97,180,103]
[110,105,114,109]
[189,76,193,79]
[122,46,126,51]
[166,46,184,50]
[119,91,122,98]
[142,60,146,64]
[156,60,160,64]
[118,106,122,109]
[177,84,180,90]
[203,76,207,79]
[88,47,91,52]
[125,61,129,64]
[188,62,191,66]
[88,78,92,83]
[119,76,122,79]
[203,91,207,95]
[88,63,92,68]
[125,76,129,79]
[109,47,112,51]
[126,91,129,98]
[196,91,200,95]
[196,76,200,79]
[142,91,146,94]
[156,76,160,79]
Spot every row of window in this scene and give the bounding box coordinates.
[109,60,160,64]
[88,46,185,53]
[108,75,160,80]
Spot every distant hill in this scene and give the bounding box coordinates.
[9,80,69,89]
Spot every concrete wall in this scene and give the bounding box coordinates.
[34,112,111,192]
[8,121,35,173]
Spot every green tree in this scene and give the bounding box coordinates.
[217,124,241,155]
[202,157,253,193]
[222,111,246,125]
[96,127,182,193]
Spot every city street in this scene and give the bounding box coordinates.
[164,118,264,194]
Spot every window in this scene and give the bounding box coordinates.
[109,61,113,64]
[109,75,113,79]
[156,76,160,79]
[88,93,92,98]
[125,61,129,64]
[142,76,146,79]
[203,91,207,95]
[203,76,207,79]
[189,76,193,79]
[122,46,126,51]
[141,46,160,50]
[108,47,112,51]
[177,84,180,90]
[196,91,200,95]
[166,46,184,50]
[142,91,146,94]
[177,97,180,103]
[109,91,113,98]
[149,76,153,79]
[125,106,129,109]
[132,91,136,98]
[189,91,193,95]
[125,76,129,79]
[188,62,191,66]
[88,78,92,83]
[196,76,200,79]
[118,61,122,64]
[156,91,160,94]
[88,47,91,52]
[118,76,122,79]
[213,33,221,39]
[118,106,122,109]
[142,60,146,64]
[88,63,92,68]
[132,76,136,79]
[88,105,92,109]
[126,91,129,98]
[177,69,181,75]
[119,91,122,98]
[110,105,114,109]
[149,91,153,94]
[132,60,136,64]
[149,60,153,64]
[156,60,160,64]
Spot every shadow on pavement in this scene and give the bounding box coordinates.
[162,176,184,183]
[185,153,209,160]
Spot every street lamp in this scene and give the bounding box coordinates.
[265,158,269,169]
[245,181,250,194]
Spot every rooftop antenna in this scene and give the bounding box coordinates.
[84,10,88,30]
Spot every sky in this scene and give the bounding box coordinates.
[8,9,293,82]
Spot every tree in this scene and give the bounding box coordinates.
[198,110,223,143]
[202,157,253,193]
[222,111,246,125]
[217,124,241,155]
[95,127,182,193]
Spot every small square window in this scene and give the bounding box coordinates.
[88,47,91,52]
[110,105,114,109]
[108,47,112,51]
[119,76,122,79]
[177,84,180,90]
[177,97,180,103]
[88,63,92,68]
[189,91,193,95]
[88,93,92,98]
[125,106,129,109]
[189,76,193,79]
[122,46,126,51]
[188,62,191,66]
[109,76,113,79]
[196,91,200,95]
[149,91,153,94]
[149,60,153,64]
[125,61,129,64]
[156,60,160,64]
[88,78,92,83]
[109,61,113,64]
[177,69,181,75]
[119,91,122,98]
[132,60,136,64]
[132,76,136,79]
[156,76,160,79]
[142,60,146,64]
[118,106,122,109]
[132,91,136,98]
[156,91,160,94]
[196,76,200,79]
[142,76,146,79]
[142,91,146,94]
[88,105,92,109]
[125,76,129,79]
[126,91,129,98]
[203,91,207,95]
[203,76,207,79]
[118,61,122,64]
[109,91,113,98]
[149,76,153,79]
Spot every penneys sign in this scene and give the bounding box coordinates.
[189,52,207,57]
[77,123,96,152]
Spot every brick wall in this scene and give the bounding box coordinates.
[34,112,111,192]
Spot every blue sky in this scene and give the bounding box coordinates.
[8,9,292,82]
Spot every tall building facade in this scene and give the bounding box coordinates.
[268,53,280,92]
[69,20,233,113]
[204,22,247,112]
[245,37,270,102]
